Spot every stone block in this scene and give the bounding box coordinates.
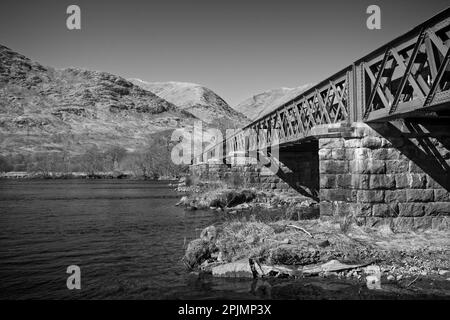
[350,174,369,189]
[353,203,372,217]
[398,203,425,217]
[408,174,427,189]
[392,217,415,231]
[395,174,409,189]
[385,190,406,203]
[344,139,361,148]
[319,138,344,149]
[372,148,400,160]
[319,160,348,174]
[432,217,449,230]
[369,174,395,189]
[413,217,432,230]
[331,148,346,160]
[318,148,333,160]
[319,174,336,189]
[320,189,356,202]
[406,189,434,202]
[357,190,384,203]
[349,160,385,174]
[372,203,398,217]
[361,136,383,149]
[424,202,450,216]
[319,215,334,222]
[353,148,371,160]
[345,149,356,160]
[385,160,409,173]
[334,201,354,217]
[336,174,352,188]
[366,217,393,228]
[434,189,450,202]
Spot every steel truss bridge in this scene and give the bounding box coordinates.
[197,8,450,164]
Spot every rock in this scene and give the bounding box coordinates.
[217,251,224,262]
[182,239,214,269]
[318,240,330,248]
[365,265,382,290]
[409,266,420,272]
[438,270,449,276]
[366,275,382,290]
[211,260,254,278]
[211,259,296,279]
[200,226,217,242]
[260,265,296,278]
[387,275,395,281]
[176,196,188,206]
[302,260,370,275]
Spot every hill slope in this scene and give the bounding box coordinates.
[234,84,312,121]
[129,79,249,129]
[0,44,199,156]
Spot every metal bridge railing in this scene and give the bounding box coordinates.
[197,7,450,165]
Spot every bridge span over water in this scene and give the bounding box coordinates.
[191,8,450,229]
[197,8,450,163]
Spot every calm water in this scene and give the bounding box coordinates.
[0,180,448,300]
[0,180,220,299]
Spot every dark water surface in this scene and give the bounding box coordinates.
[0,180,448,300]
[0,180,219,299]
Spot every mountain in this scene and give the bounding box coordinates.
[0,44,203,156]
[234,84,312,121]
[129,79,249,129]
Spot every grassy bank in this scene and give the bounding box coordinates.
[178,181,449,290]
[184,219,450,282]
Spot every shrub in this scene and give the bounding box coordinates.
[0,156,13,172]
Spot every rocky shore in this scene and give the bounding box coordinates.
[176,181,450,293]
[175,181,319,221]
[0,171,179,180]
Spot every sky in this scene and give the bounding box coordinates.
[0,0,448,106]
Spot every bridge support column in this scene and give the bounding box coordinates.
[318,122,450,230]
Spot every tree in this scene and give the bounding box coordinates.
[0,155,13,172]
[80,145,105,175]
[105,145,127,171]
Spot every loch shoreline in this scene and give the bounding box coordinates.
[176,181,450,297]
